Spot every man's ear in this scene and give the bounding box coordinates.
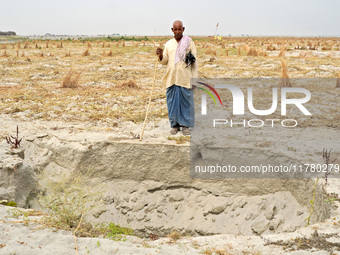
[183,27,185,32]
[171,28,174,32]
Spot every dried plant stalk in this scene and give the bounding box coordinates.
[281,60,291,87]
[336,72,340,88]
[82,49,90,56]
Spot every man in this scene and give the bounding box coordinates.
[156,20,197,135]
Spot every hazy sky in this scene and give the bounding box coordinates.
[1,0,339,36]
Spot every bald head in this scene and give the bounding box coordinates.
[171,20,185,42]
[173,20,183,28]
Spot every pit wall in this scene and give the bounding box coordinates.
[0,134,332,237]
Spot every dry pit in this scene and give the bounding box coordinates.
[1,122,338,239]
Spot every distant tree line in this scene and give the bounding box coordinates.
[0,31,16,36]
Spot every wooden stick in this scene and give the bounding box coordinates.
[73,212,84,255]
[140,58,158,141]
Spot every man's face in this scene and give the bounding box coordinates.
[171,22,185,41]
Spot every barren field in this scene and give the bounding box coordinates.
[0,36,339,129]
[1,36,340,255]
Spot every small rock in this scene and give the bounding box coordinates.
[268,218,283,231]
[251,219,270,235]
[296,210,304,216]
[103,196,115,204]
[209,205,226,215]
[168,191,184,202]
[245,213,253,221]
[92,207,107,218]
[157,206,164,213]
[264,205,277,220]
[36,133,48,139]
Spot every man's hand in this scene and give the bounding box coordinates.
[156,47,163,61]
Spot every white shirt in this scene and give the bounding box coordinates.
[159,37,198,89]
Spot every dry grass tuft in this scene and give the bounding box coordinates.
[116,79,140,89]
[61,66,83,88]
[205,49,217,55]
[1,44,7,50]
[281,60,291,87]
[257,48,267,57]
[87,42,92,48]
[103,51,113,57]
[168,230,181,242]
[336,72,340,88]
[244,45,250,52]
[57,42,63,48]
[82,49,90,56]
[278,45,287,57]
[65,50,71,57]
[247,47,258,56]
[299,51,309,58]
[1,50,9,57]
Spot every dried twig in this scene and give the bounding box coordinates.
[5,126,22,149]
[73,212,84,255]
[323,149,337,184]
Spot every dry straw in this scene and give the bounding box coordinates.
[57,42,63,48]
[205,49,216,55]
[247,47,258,56]
[281,60,291,87]
[278,45,287,57]
[1,50,9,57]
[336,72,340,88]
[82,49,90,56]
[116,79,140,89]
[299,51,309,58]
[61,66,83,88]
